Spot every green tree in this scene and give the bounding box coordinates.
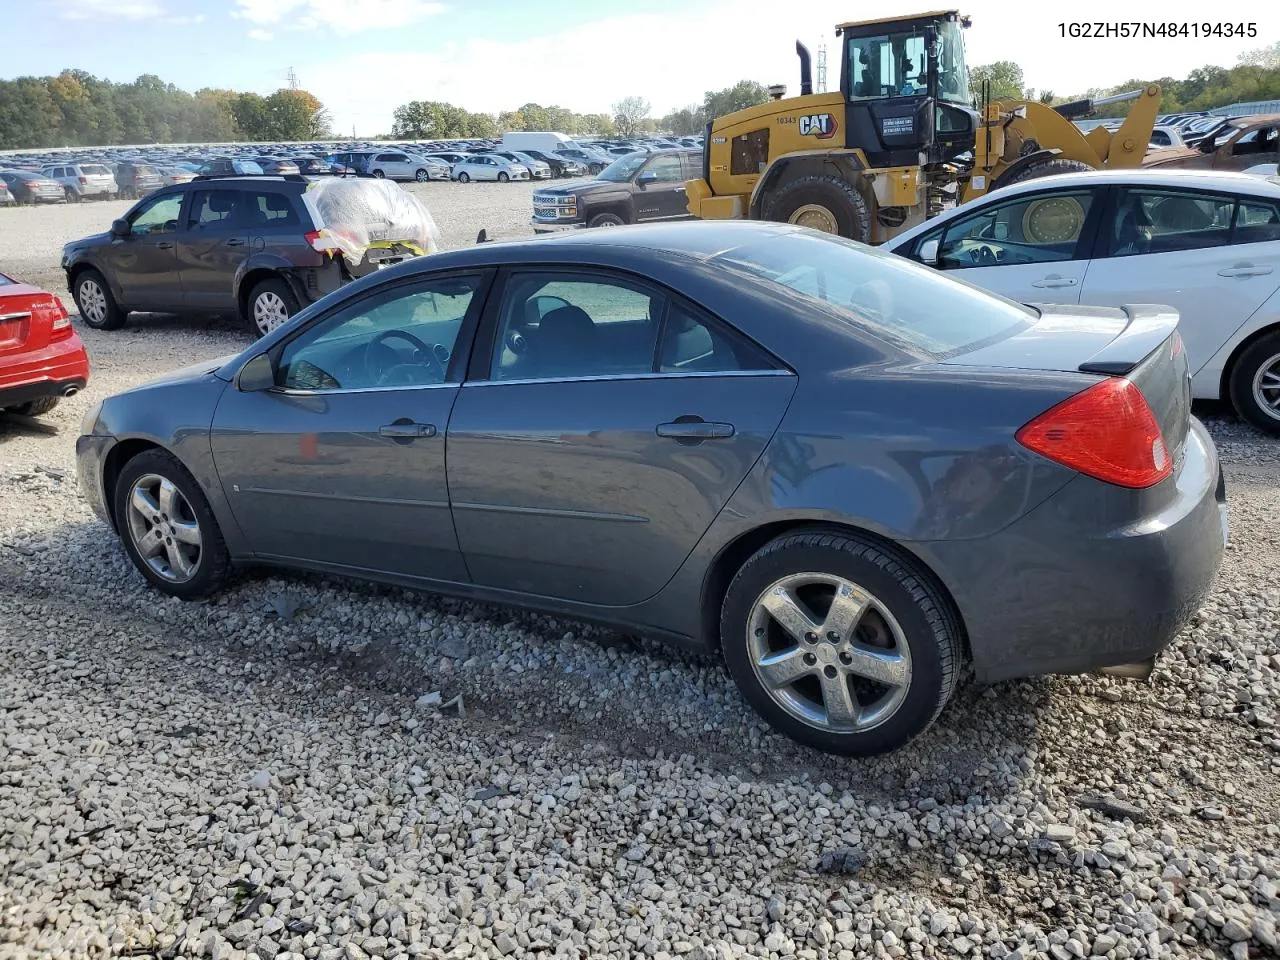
[702,81,768,121]
[392,100,444,138]
[612,96,650,137]
[969,60,1024,101]
[231,92,269,140]
[661,105,706,135]
[0,77,61,148]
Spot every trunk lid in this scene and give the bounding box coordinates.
[947,303,1189,459]
[0,283,62,356]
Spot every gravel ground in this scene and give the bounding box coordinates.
[1,187,1278,960]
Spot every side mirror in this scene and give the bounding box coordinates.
[918,237,939,265]
[237,353,276,392]
[636,170,657,186]
[110,219,130,238]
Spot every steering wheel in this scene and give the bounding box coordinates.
[969,245,997,265]
[365,329,445,385]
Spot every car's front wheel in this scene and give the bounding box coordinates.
[73,268,126,330]
[113,449,231,600]
[497,172,510,183]
[247,277,300,338]
[721,530,962,756]
[415,169,429,182]
[588,212,626,228]
[1229,329,1280,435]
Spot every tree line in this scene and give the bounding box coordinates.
[0,70,332,149]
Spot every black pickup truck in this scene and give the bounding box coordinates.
[530,149,701,232]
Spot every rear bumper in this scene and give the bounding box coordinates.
[932,418,1226,684]
[0,334,90,408]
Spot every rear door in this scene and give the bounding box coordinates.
[927,185,1104,303]
[446,268,795,605]
[177,187,249,311]
[1078,186,1280,379]
[243,187,312,264]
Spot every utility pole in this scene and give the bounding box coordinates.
[287,67,299,90]
[816,45,828,93]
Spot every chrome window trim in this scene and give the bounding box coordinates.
[270,381,459,397]
[463,369,792,388]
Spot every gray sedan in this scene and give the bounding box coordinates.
[76,222,1225,756]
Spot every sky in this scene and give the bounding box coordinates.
[3,0,1272,136]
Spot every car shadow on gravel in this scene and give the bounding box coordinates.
[0,412,60,440]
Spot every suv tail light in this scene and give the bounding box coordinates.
[78,176,88,185]
[1016,378,1171,489]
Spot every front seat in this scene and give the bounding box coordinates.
[1114,199,1153,256]
[534,305,597,379]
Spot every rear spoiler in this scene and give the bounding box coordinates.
[1078,304,1178,376]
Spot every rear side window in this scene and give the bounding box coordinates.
[1109,189,1234,256]
[243,190,301,226]
[81,165,110,175]
[658,302,775,373]
[188,189,242,228]
[714,230,1033,357]
[1234,198,1280,244]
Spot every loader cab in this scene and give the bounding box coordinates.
[838,10,978,167]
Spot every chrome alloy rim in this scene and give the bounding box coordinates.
[78,279,107,324]
[126,474,202,583]
[1252,352,1280,422]
[747,572,912,732]
[253,291,289,335]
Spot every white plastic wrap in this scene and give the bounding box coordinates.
[299,177,442,267]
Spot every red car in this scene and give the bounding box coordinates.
[0,272,89,417]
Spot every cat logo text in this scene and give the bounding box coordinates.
[798,114,838,139]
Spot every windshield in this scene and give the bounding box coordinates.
[598,154,647,181]
[847,19,970,105]
[713,230,1033,357]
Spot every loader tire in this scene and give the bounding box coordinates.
[996,158,1094,189]
[761,175,871,242]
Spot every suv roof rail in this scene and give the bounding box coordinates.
[191,173,311,183]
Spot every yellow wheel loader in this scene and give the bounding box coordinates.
[685,10,1160,244]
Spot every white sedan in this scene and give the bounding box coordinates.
[366,151,451,182]
[451,155,530,183]
[884,169,1280,433]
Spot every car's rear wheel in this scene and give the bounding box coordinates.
[498,172,510,183]
[458,172,470,183]
[65,187,80,203]
[1229,330,1280,435]
[372,169,385,178]
[3,396,59,417]
[721,530,962,756]
[73,269,126,330]
[247,277,300,338]
[114,449,231,600]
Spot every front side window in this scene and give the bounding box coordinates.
[1109,189,1234,257]
[644,155,683,182]
[1230,125,1278,156]
[939,190,1095,268]
[129,194,182,235]
[934,19,970,105]
[848,29,927,99]
[598,155,648,182]
[278,276,481,391]
[714,230,1033,357]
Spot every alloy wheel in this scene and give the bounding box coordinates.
[77,278,108,325]
[1253,352,1280,422]
[746,572,912,733]
[125,474,202,583]
[253,291,289,336]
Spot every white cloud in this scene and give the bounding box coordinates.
[234,0,447,34]
[163,13,206,25]
[248,28,273,41]
[61,0,164,19]
[302,0,1265,135]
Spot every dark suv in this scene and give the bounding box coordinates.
[531,149,700,232]
[61,175,413,337]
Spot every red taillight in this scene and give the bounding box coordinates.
[78,176,87,185]
[33,296,73,338]
[1016,378,1171,489]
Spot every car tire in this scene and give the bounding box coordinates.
[458,172,470,183]
[498,172,510,183]
[73,268,126,330]
[994,158,1095,190]
[1228,330,1280,435]
[372,169,385,178]
[4,396,59,417]
[762,175,871,242]
[415,169,429,182]
[65,187,80,203]
[588,212,626,228]
[246,277,300,339]
[720,530,962,756]
[113,448,231,601]
[590,163,604,174]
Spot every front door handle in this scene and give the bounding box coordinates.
[225,238,246,247]
[1031,275,1077,288]
[657,416,735,444]
[1218,263,1272,278]
[379,420,437,441]
[155,241,174,250]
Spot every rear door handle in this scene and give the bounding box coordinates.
[155,242,174,250]
[225,238,246,247]
[379,420,437,440]
[656,417,735,443]
[1218,263,1272,278]
[1031,275,1077,288]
